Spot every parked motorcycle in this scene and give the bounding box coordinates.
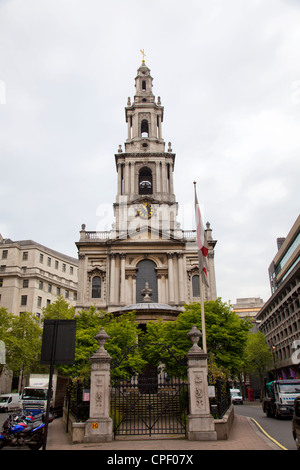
[0,411,51,450]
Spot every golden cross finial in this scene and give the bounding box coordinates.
[140,49,146,64]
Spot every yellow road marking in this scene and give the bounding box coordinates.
[250,418,288,450]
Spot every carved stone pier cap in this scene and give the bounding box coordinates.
[92,327,111,360]
[188,325,202,350]
[187,325,206,358]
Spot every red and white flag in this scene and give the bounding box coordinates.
[194,183,209,287]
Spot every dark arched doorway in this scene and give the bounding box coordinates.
[136,259,158,302]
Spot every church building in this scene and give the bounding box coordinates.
[75,58,217,324]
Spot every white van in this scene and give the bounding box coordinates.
[230,389,243,405]
[0,393,21,413]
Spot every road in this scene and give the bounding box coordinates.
[234,401,297,450]
[1,405,297,450]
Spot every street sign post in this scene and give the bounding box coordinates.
[40,320,76,450]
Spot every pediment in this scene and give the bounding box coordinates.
[87,266,106,280]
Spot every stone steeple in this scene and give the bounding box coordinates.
[114,59,178,235]
[124,61,165,153]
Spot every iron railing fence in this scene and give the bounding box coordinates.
[209,378,231,419]
[65,378,90,423]
[65,376,231,428]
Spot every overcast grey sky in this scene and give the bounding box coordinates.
[0,0,299,305]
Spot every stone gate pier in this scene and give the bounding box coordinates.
[186,325,217,441]
[84,327,113,443]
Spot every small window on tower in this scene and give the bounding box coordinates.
[142,80,146,91]
[141,119,149,138]
[139,167,152,195]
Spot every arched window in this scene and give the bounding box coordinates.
[92,276,101,298]
[139,167,152,195]
[142,80,146,91]
[136,260,158,302]
[192,275,200,297]
[141,119,149,137]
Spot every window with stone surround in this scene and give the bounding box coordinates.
[92,276,101,298]
[192,275,200,297]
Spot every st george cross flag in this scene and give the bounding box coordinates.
[194,182,209,287]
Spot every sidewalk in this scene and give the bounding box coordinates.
[45,413,281,451]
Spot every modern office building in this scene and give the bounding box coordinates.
[257,215,300,379]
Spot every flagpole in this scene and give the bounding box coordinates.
[193,181,207,353]
[198,250,207,353]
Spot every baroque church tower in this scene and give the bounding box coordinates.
[114,58,178,237]
[76,58,217,324]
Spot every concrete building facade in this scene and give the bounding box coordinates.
[257,215,300,379]
[75,60,217,322]
[0,236,78,318]
[232,297,264,320]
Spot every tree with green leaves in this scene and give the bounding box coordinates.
[5,312,42,389]
[59,307,146,379]
[102,312,146,378]
[139,299,252,378]
[42,295,75,320]
[244,331,273,400]
[0,307,13,378]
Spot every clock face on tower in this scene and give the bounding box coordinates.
[137,202,154,219]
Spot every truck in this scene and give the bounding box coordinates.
[21,374,69,416]
[262,379,300,419]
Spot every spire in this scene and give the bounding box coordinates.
[124,57,165,153]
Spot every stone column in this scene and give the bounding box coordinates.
[127,116,131,139]
[167,252,175,304]
[169,162,174,195]
[156,161,161,193]
[162,161,167,193]
[130,160,135,194]
[109,254,116,305]
[186,326,217,441]
[157,115,162,139]
[124,161,129,194]
[177,252,185,304]
[77,253,86,304]
[117,163,122,195]
[119,253,126,305]
[84,328,113,443]
[132,274,136,303]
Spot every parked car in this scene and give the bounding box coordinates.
[0,393,22,413]
[292,395,300,450]
[230,389,243,404]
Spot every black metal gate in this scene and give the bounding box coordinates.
[111,374,188,437]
